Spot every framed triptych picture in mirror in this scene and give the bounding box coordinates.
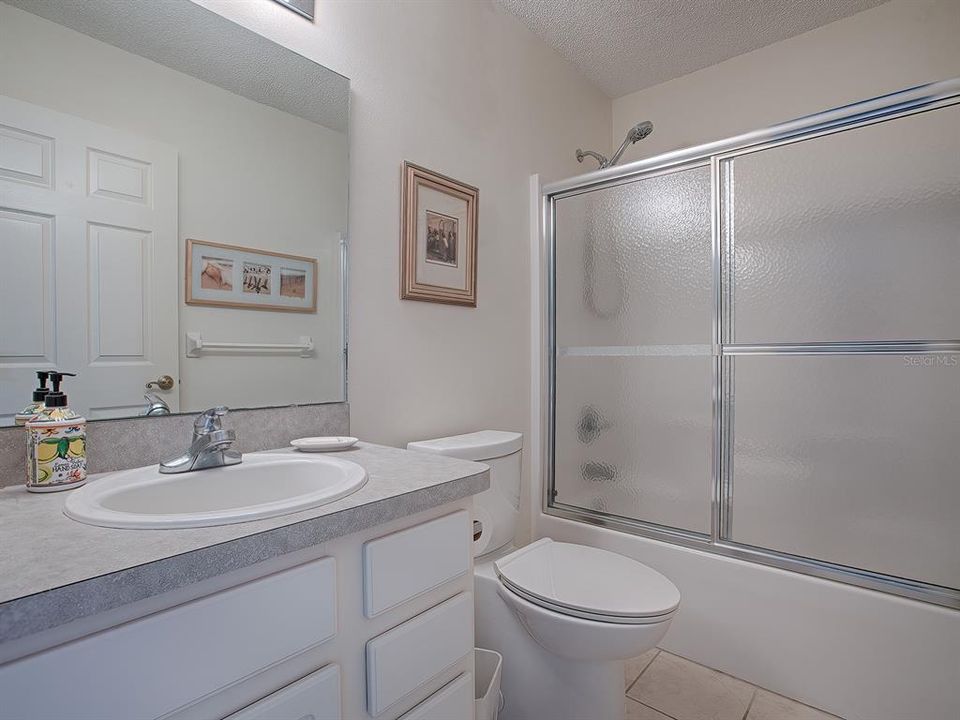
[186,239,318,313]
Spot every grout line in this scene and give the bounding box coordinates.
[625,697,684,720]
[660,649,766,689]
[636,648,661,679]
[751,688,845,720]
[740,688,758,720]
[625,648,661,695]
[625,650,844,720]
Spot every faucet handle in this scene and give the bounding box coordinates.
[194,406,229,435]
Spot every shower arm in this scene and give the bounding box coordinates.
[575,148,609,168]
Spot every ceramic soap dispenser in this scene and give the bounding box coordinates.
[25,372,87,492]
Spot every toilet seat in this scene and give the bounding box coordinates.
[494,538,680,625]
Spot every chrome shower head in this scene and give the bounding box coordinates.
[575,119,654,169]
[628,120,654,143]
[608,120,654,166]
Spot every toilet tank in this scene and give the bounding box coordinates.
[407,431,523,558]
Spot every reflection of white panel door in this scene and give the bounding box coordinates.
[0,95,178,422]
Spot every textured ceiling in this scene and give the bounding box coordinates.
[5,0,348,132]
[497,0,888,98]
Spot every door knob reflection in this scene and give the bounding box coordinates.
[145,375,175,391]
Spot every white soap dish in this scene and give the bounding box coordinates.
[291,436,359,452]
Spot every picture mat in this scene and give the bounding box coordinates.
[415,184,469,291]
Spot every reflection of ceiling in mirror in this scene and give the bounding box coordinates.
[4,0,348,133]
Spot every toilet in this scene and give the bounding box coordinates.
[407,431,680,720]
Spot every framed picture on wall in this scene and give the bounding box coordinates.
[185,239,318,312]
[400,161,479,306]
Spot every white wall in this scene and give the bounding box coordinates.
[0,3,347,413]
[612,0,960,162]
[548,3,960,719]
[192,0,611,541]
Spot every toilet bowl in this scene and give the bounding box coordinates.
[493,538,678,660]
[407,431,680,720]
[475,540,677,720]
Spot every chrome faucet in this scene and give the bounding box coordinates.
[141,392,171,416]
[159,406,242,474]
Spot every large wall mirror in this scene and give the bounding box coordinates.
[0,0,349,425]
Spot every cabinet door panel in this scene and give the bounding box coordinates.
[398,673,473,720]
[363,511,471,617]
[366,592,473,717]
[227,664,341,720]
[0,557,337,720]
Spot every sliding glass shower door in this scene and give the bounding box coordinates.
[553,167,714,536]
[545,80,960,607]
[721,104,960,592]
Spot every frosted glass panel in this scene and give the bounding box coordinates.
[730,355,960,588]
[727,104,960,343]
[555,166,712,348]
[554,356,712,534]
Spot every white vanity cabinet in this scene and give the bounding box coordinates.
[0,502,475,720]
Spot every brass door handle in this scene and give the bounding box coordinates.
[146,375,175,391]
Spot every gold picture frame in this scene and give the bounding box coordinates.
[400,161,478,307]
[185,239,318,313]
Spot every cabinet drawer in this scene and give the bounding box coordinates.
[363,510,470,617]
[0,557,337,720]
[366,592,473,717]
[398,673,473,720]
[227,664,341,720]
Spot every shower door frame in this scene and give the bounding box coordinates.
[540,78,960,610]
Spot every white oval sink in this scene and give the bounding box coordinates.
[64,453,367,529]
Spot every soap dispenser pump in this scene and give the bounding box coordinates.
[14,371,51,426]
[25,372,87,492]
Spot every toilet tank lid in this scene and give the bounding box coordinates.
[407,430,523,461]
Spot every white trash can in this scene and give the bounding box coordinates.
[474,648,503,720]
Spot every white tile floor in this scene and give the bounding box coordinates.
[624,649,842,720]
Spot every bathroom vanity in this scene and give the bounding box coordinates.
[0,443,489,720]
